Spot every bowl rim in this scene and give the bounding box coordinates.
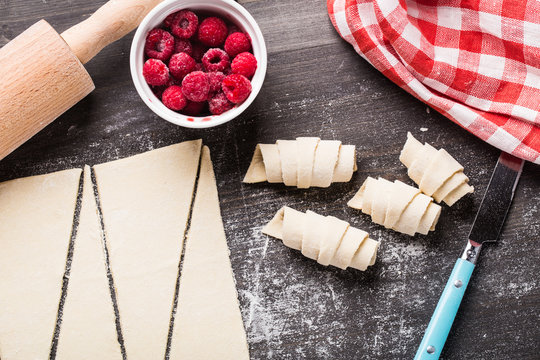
[130,0,267,129]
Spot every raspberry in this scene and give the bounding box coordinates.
[224,32,251,58]
[144,29,175,61]
[231,52,257,78]
[163,12,176,28]
[174,38,192,56]
[171,10,198,39]
[202,48,230,72]
[162,85,187,111]
[182,100,206,116]
[191,43,208,62]
[169,52,196,80]
[207,71,226,94]
[143,59,169,86]
[181,71,210,102]
[208,91,235,115]
[222,74,252,104]
[197,17,228,47]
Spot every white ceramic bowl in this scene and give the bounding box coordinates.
[130,0,267,128]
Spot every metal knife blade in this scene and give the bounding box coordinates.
[468,152,524,244]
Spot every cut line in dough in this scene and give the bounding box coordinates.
[348,177,441,236]
[400,132,473,206]
[262,207,379,271]
[243,137,357,188]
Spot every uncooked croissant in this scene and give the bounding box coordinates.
[243,137,356,188]
[400,132,473,206]
[348,177,442,236]
[262,207,379,271]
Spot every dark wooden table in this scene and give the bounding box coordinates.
[1,1,539,359]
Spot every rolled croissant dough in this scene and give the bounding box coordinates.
[400,132,473,206]
[263,207,379,271]
[0,168,81,360]
[348,177,441,236]
[243,137,357,188]
[92,140,202,360]
[56,166,122,360]
[170,146,249,360]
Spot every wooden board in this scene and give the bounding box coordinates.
[0,1,539,359]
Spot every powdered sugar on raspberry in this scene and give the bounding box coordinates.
[222,74,252,104]
[224,32,252,58]
[182,71,210,102]
[197,17,228,47]
[143,59,170,86]
[144,29,175,61]
[202,48,230,72]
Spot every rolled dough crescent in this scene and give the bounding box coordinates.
[262,207,379,271]
[0,168,81,360]
[348,177,441,236]
[243,137,357,188]
[400,132,473,205]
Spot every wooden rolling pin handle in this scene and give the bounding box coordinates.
[61,0,161,64]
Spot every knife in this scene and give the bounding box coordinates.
[414,152,525,360]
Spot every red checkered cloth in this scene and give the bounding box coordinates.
[328,0,540,164]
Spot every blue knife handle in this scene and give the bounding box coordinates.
[414,258,475,360]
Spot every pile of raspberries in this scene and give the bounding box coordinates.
[142,9,257,116]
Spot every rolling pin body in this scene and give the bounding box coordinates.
[0,0,161,160]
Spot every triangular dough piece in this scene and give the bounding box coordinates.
[276,140,298,186]
[317,216,349,266]
[170,146,249,360]
[399,132,424,168]
[347,176,377,212]
[383,180,420,229]
[93,140,202,360]
[296,137,320,188]
[0,168,82,359]
[242,145,267,183]
[262,206,285,239]
[56,166,122,360]
[259,144,282,183]
[311,140,341,187]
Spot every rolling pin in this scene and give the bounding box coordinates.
[0,0,161,161]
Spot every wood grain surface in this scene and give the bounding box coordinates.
[0,0,539,359]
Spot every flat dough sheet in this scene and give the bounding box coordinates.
[56,166,122,360]
[170,146,249,359]
[0,168,81,360]
[93,140,202,360]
